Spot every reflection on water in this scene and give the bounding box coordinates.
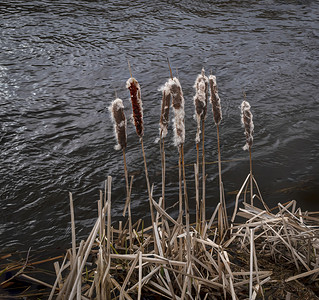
[0,0,319,253]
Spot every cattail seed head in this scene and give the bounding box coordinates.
[241,100,254,151]
[159,81,171,138]
[126,77,144,138]
[169,77,185,147]
[209,74,222,125]
[109,98,127,150]
[194,68,209,143]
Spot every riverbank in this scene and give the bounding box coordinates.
[1,179,318,299]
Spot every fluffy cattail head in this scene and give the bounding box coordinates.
[159,81,171,138]
[109,98,127,150]
[126,77,144,138]
[194,68,209,143]
[209,74,222,125]
[169,77,185,147]
[194,68,209,120]
[241,100,254,151]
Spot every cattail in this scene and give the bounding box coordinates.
[126,77,144,138]
[159,81,171,138]
[109,98,127,150]
[194,68,209,143]
[209,74,222,125]
[169,77,185,147]
[241,100,254,151]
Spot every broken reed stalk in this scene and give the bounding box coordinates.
[193,68,209,231]
[109,98,133,250]
[209,73,228,237]
[126,71,156,240]
[241,98,254,205]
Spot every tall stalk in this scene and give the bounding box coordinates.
[195,143,200,230]
[126,67,156,244]
[249,148,253,205]
[122,149,133,250]
[209,73,227,237]
[201,120,206,232]
[108,98,132,248]
[193,68,209,232]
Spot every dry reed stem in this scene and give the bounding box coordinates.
[122,150,133,251]
[56,197,318,299]
[69,192,77,269]
[140,138,156,242]
[194,161,201,231]
[201,120,206,235]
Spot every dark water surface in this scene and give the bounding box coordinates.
[1,0,319,253]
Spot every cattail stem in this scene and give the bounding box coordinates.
[178,147,183,216]
[181,145,189,231]
[122,149,133,250]
[181,144,192,293]
[249,147,253,205]
[201,120,206,233]
[216,124,228,238]
[140,138,156,234]
[160,133,165,209]
[195,143,200,231]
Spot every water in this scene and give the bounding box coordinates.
[1,0,318,253]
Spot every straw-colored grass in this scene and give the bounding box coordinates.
[42,183,319,300]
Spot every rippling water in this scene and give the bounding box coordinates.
[1,0,319,253]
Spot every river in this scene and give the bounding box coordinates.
[1,0,318,253]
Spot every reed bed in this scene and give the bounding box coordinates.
[2,66,319,300]
[42,186,319,300]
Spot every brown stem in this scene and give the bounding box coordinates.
[249,147,253,205]
[178,147,183,215]
[195,143,200,231]
[181,144,192,293]
[202,120,206,233]
[122,150,133,250]
[140,138,156,236]
[160,132,165,209]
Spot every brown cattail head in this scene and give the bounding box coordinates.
[126,77,144,138]
[169,77,185,147]
[241,100,254,151]
[194,68,209,143]
[159,81,171,138]
[109,98,127,150]
[209,74,222,125]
